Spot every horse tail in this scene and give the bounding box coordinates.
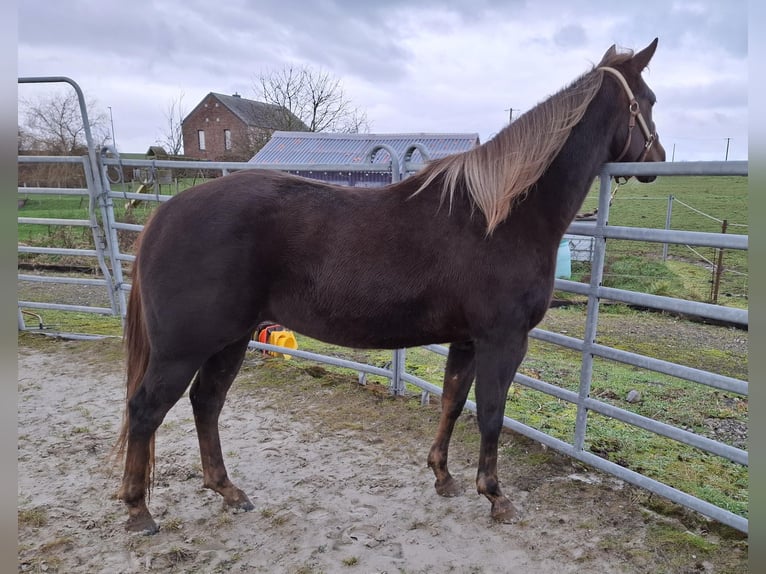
[114,243,154,495]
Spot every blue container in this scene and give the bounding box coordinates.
[555,238,571,279]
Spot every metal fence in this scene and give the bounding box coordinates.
[17,77,748,533]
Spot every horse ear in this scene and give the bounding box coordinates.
[597,44,617,66]
[632,38,658,71]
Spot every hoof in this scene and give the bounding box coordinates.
[490,498,521,524]
[231,499,255,512]
[434,476,462,497]
[125,514,159,535]
[225,490,254,513]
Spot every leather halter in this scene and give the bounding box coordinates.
[597,66,657,163]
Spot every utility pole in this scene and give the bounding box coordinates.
[725,137,730,161]
[108,106,117,150]
[505,107,520,123]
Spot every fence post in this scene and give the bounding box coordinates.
[390,348,406,395]
[573,169,612,452]
[711,219,728,304]
[662,194,673,261]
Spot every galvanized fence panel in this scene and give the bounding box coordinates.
[17,154,119,324]
[17,80,748,532]
[18,78,122,328]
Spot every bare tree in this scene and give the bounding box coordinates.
[256,65,370,133]
[19,90,110,154]
[17,126,37,152]
[156,92,186,155]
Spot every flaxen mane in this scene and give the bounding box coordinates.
[415,50,634,234]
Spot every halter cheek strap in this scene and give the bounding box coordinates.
[597,66,657,163]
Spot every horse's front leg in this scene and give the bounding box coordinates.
[473,334,529,523]
[427,340,476,497]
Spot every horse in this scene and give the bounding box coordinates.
[116,39,665,533]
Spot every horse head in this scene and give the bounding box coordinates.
[598,38,666,182]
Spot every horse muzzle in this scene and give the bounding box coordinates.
[636,135,666,183]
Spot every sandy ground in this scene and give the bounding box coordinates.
[18,337,747,573]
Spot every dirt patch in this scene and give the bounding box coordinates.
[18,337,747,573]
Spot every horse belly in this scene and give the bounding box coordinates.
[268,288,466,350]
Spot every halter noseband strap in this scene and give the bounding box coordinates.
[597,66,657,163]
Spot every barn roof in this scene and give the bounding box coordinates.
[249,131,480,165]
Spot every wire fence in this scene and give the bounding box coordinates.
[569,188,749,306]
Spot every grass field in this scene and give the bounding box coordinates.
[573,175,748,306]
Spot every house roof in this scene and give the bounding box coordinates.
[146,146,168,158]
[249,131,480,165]
[185,93,308,131]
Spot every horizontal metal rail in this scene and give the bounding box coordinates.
[530,327,747,395]
[565,223,748,250]
[423,344,449,357]
[109,190,173,203]
[18,187,89,196]
[18,246,99,257]
[18,300,114,315]
[18,217,92,227]
[101,156,398,174]
[18,274,108,287]
[554,278,747,325]
[248,341,394,379]
[603,160,747,177]
[110,221,145,232]
[18,155,89,164]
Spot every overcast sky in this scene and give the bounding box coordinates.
[18,0,747,161]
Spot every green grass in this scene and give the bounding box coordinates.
[17,176,202,250]
[570,175,748,305]
[18,310,122,336]
[579,175,747,230]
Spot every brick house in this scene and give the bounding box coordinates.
[181,93,307,161]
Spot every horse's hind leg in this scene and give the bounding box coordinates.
[121,357,200,533]
[189,335,254,511]
[427,340,476,497]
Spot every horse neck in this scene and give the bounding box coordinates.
[521,85,621,237]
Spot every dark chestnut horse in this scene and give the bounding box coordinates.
[117,40,665,533]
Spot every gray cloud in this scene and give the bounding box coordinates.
[18,0,747,160]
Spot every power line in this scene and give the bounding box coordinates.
[504,107,520,123]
